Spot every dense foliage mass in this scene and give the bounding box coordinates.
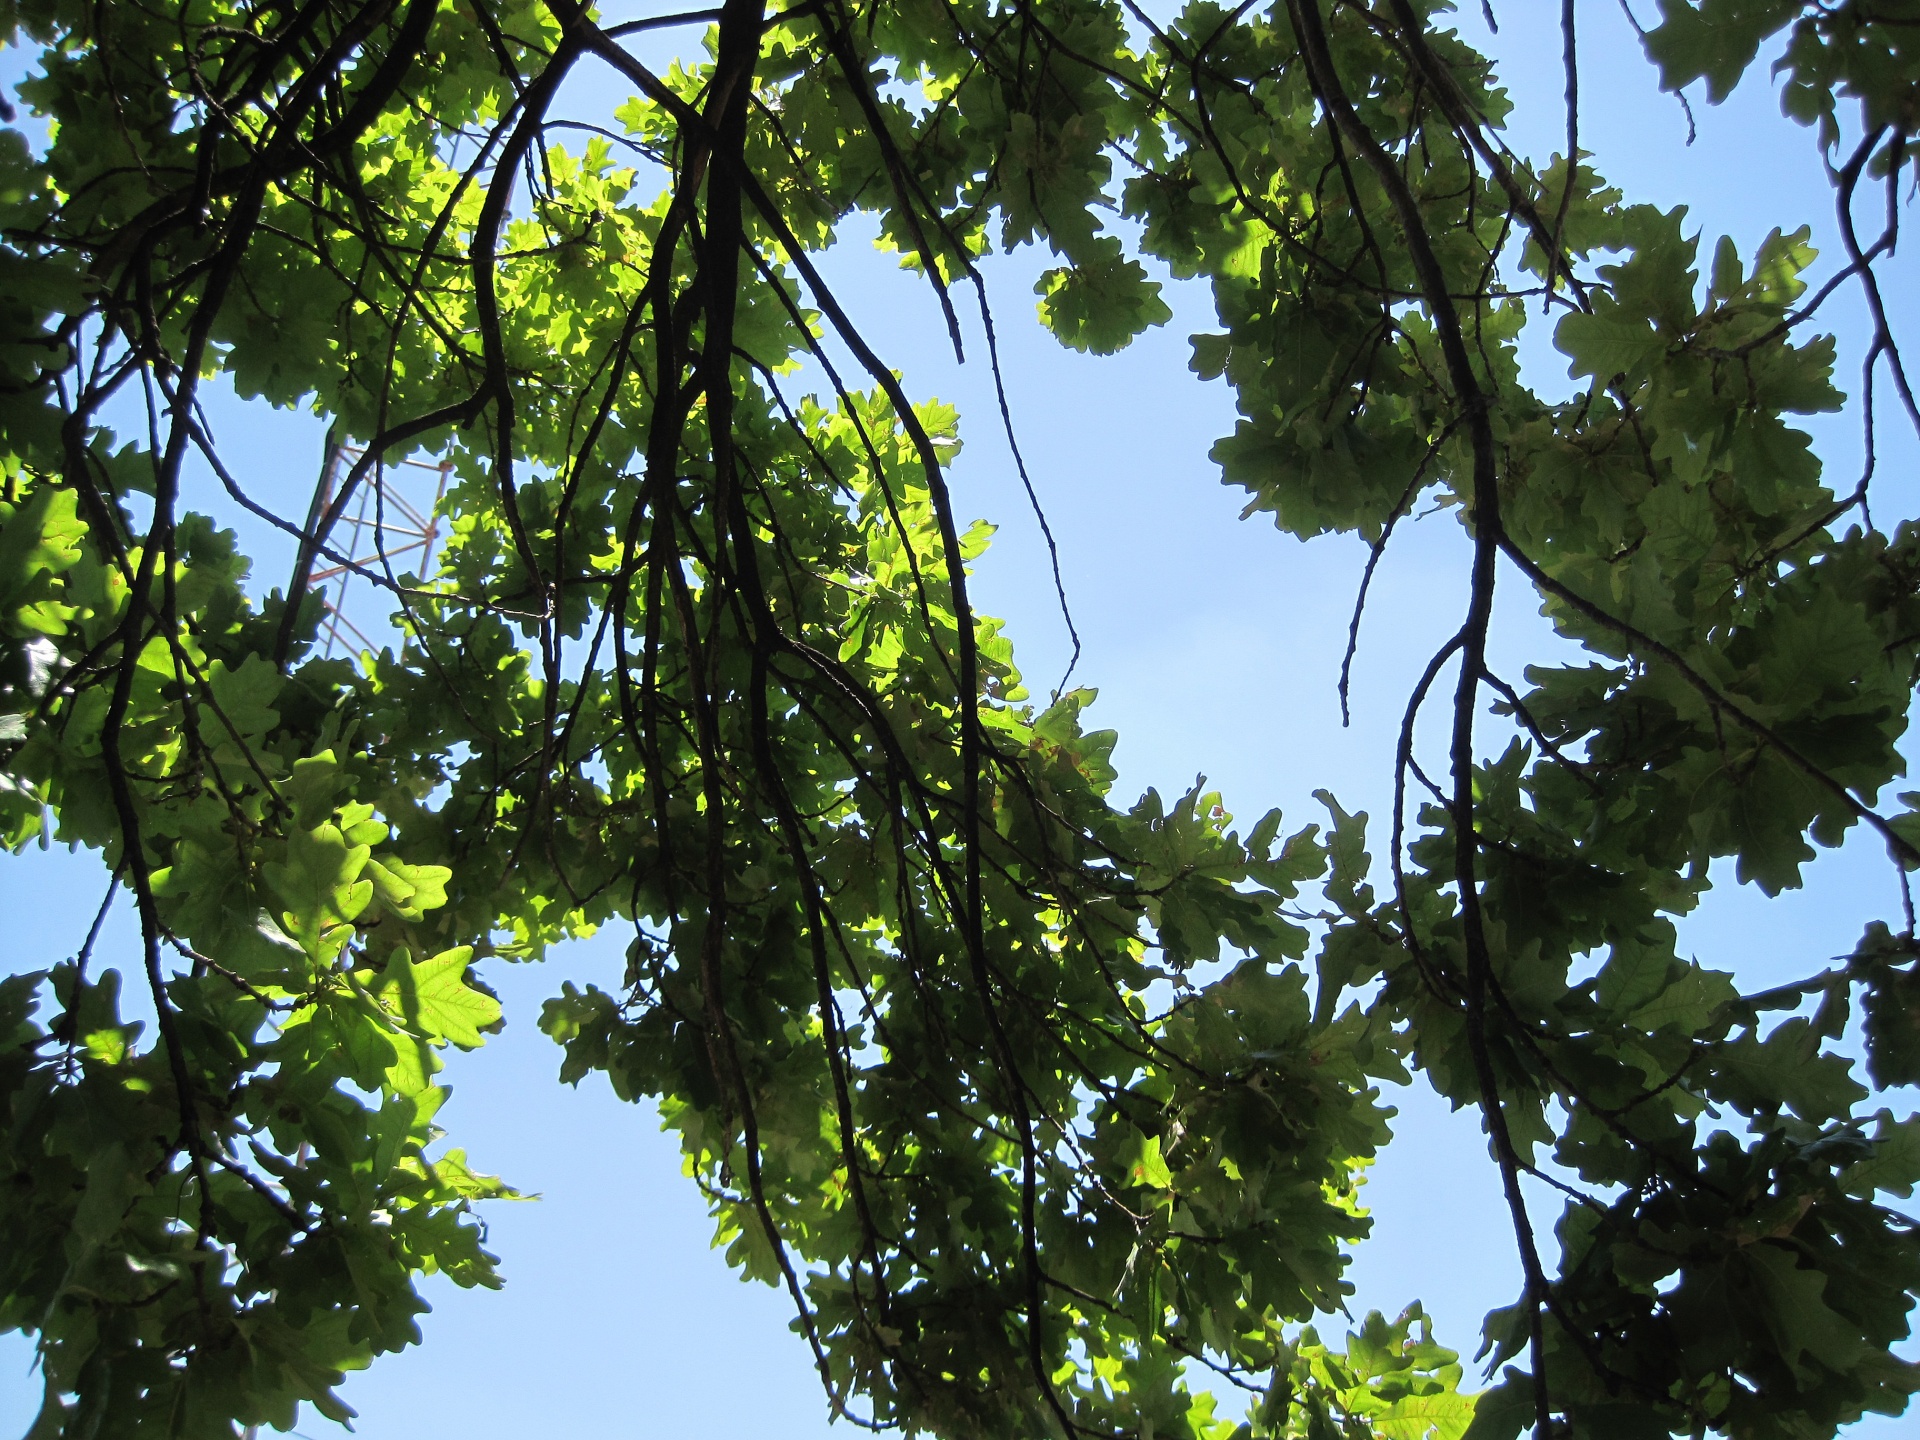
[2,1,1918,1437]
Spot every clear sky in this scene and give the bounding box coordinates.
[2,3,1915,1436]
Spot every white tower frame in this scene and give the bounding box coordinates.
[307,440,454,658]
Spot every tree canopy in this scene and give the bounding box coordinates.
[2,1,1919,1438]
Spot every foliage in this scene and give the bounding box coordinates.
[0,2,1917,1439]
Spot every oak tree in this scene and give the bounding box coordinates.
[2,2,1918,1438]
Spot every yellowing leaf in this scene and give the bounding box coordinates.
[1127,1133,1173,1190]
[1376,1391,1477,1440]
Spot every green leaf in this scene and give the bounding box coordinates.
[1459,1369,1533,1440]
[1035,242,1173,355]
[1843,1113,1920,1199]
[265,821,373,959]
[1643,0,1799,104]
[1629,964,1736,1034]
[1743,1243,1866,1377]
[365,855,452,922]
[1555,301,1663,383]
[376,947,499,1050]
[1596,931,1676,1013]
[0,484,84,629]
[203,653,281,741]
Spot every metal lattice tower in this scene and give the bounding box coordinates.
[308,440,454,658]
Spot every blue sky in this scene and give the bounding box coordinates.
[3,3,1916,1435]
